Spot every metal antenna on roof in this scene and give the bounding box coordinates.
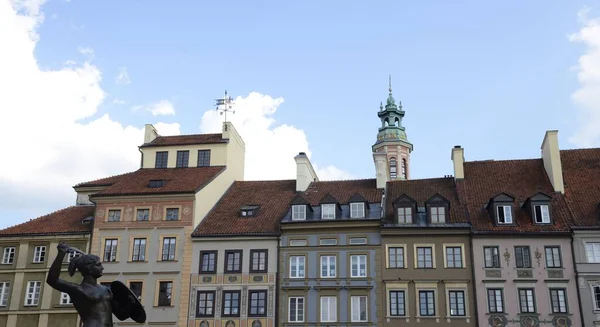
[215,90,235,122]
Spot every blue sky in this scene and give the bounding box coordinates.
[1,0,599,227]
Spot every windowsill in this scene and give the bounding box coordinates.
[549,313,572,316]
[248,315,268,318]
[221,315,241,318]
[198,272,217,275]
[128,261,148,263]
[102,261,119,264]
[386,267,406,269]
[545,267,565,270]
[484,267,501,270]
[517,313,539,316]
[386,315,408,319]
[415,267,436,269]
[446,316,470,319]
[349,276,368,279]
[23,305,39,307]
[249,271,268,274]
[158,260,178,263]
[163,220,181,222]
[444,267,465,269]
[31,262,45,264]
[415,316,440,319]
[486,312,507,315]
[224,271,242,274]
[196,315,215,319]
[153,305,175,308]
[0,263,14,265]
[54,304,73,308]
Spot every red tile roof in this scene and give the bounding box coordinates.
[561,148,600,228]
[87,167,226,197]
[301,179,383,205]
[140,134,226,148]
[456,159,573,233]
[0,206,94,236]
[74,171,137,188]
[193,180,297,236]
[384,177,467,224]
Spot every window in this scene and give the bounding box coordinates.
[515,246,531,268]
[351,296,367,322]
[155,151,168,168]
[586,243,600,263]
[197,150,211,167]
[390,157,397,179]
[158,281,173,306]
[445,246,463,268]
[222,291,240,316]
[417,247,433,268]
[165,208,179,221]
[534,204,550,223]
[448,291,466,316]
[136,209,149,221]
[2,247,15,264]
[250,250,268,273]
[351,255,367,277]
[103,239,118,262]
[161,237,176,261]
[107,209,121,222]
[419,290,435,316]
[350,202,365,218]
[291,205,306,220]
[389,291,405,316]
[129,282,143,301]
[550,289,567,313]
[593,285,600,310]
[224,250,242,273]
[430,206,446,223]
[487,289,504,313]
[199,251,217,274]
[397,207,412,224]
[401,159,407,179]
[132,238,146,262]
[248,290,267,317]
[24,281,41,306]
[545,246,562,268]
[148,179,166,188]
[32,245,45,263]
[519,289,536,313]
[321,204,336,219]
[496,205,513,224]
[196,291,215,317]
[320,238,337,246]
[350,237,367,245]
[320,255,336,278]
[60,292,72,305]
[176,150,189,168]
[289,256,305,278]
[484,246,500,268]
[67,251,81,263]
[289,297,304,322]
[388,247,405,268]
[0,282,10,306]
[289,240,307,247]
[320,296,337,322]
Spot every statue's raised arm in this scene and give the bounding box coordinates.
[45,242,146,326]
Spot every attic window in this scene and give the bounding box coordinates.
[81,216,93,224]
[430,206,446,223]
[497,205,513,224]
[534,205,550,224]
[321,204,336,219]
[292,205,306,220]
[350,203,365,218]
[241,206,259,217]
[148,180,167,188]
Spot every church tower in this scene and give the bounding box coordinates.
[373,76,413,188]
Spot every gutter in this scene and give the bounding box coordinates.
[570,230,586,326]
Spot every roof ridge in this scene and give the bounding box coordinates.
[74,170,140,187]
[465,157,541,164]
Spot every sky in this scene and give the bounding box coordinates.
[1,0,600,229]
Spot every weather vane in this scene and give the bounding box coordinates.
[215,90,235,122]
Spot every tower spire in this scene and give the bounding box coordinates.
[389,74,392,95]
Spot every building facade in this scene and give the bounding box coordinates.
[0,206,94,327]
[381,178,475,327]
[279,177,383,327]
[76,122,245,327]
[188,180,297,327]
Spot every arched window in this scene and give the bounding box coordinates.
[395,118,400,127]
[401,159,407,179]
[390,157,397,179]
[384,119,389,127]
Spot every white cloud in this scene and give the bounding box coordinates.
[569,8,600,147]
[0,0,178,228]
[314,165,356,181]
[112,98,126,105]
[199,92,353,181]
[115,66,131,84]
[133,100,176,116]
[77,46,94,60]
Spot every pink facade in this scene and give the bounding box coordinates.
[472,236,581,327]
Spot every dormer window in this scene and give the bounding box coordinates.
[321,204,336,219]
[292,205,306,220]
[425,194,450,224]
[393,194,417,225]
[534,205,550,224]
[430,206,446,223]
[241,206,259,217]
[350,203,365,218]
[149,179,167,188]
[497,205,513,224]
[397,207,412,224]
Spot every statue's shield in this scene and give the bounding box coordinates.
[111,280,146,323]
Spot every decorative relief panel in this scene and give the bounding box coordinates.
[153,204,161,220]
[202,276,213,283]
[551,316,571,327]
[124,205,133,221]
[488,315,508,327]
[183,206,192,216]
[190,288,197,318]
[485,270,502,278]
[547,270,564,279]
[252,275,264,283]
[267,285,274,317]
[96,209,105,218]
[519,315,539,327]
[503,248,511,266]
[241,286,248,316]
[517,270,533,278]
[215,286,223,318]
[534,248,542,267]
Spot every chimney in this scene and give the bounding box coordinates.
[294,152,319,192]
[451,145,465,179]
[373,152,388,189]
[144,124,158,144]
[541,130,564,193]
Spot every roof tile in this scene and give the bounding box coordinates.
[140,134,225,147]
[0,206,94,236]
[561,148,600,227]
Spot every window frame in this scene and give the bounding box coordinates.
[103,239,118,262]
[161,237,177,261]
[107,209,121,222]
[430,206,446,223]
[549,288,568,314]
[533,204,551,224]
[389,157,397,179]
[129,281,143,302]
[592,285,600,311]
[448,290,466,317]
[165,208,180,221]
[224,250,243,273]
[389,290,406,317]
[197,149,211,167]
[350,254,367,278]
[320,296,337,322]
[496,205,513,224]
[350,202,365,218]
[136,208,150,221]
[445,245,463,268]
[388,246,405,269]
[418,290,435,317]
[291,205,306,221]
[321,204,336,219]
[586,243,600,263]
[176,150,190,168]
[349,237,367,245]
[196,290,216,317]
[33,245,46,263]
[545,246,562,268]
[0,282,10,307]
[518,288,536,313]
[24,281,41,306]
[351,295,368,322]
[320,255,336,278]
[60,292,72,305]
[131,238,146,262]
[289,255,305,278]
[157,281,173,307]
[155,151,168,168]
[397,206,413,224]
[199,251,217,274]
[250,249,268,273]
[2,247,15,264]
[416,246,434,269]
[483,246,500,268]
[514,246,532,268]
[248,290,268,317]
[487,288,504,313]
[288,297,305,323]
[222,290,241,317]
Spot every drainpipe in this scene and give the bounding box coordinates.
[138,147,144,168]
[570,231,585,326]
[275,235,281,327]
[469,230,480,327]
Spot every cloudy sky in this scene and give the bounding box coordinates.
[1,0,599,228]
